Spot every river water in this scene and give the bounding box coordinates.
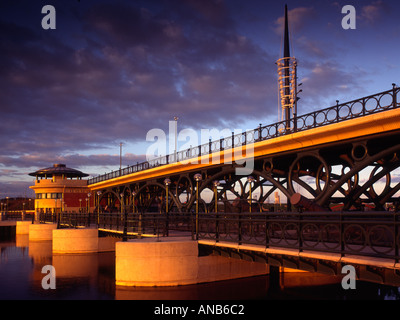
[1,234,400,301]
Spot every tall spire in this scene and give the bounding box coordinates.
[277,4,298,131]
[283,4,290,58]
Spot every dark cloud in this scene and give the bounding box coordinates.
[0,0,275,159]
[1,0,399,197]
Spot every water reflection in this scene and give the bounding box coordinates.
[0,234,400,300]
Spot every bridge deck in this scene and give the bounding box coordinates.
[89,107,400,190]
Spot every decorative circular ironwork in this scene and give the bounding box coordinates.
[365,97,378,112]
[343,224,367,252]
[338,104,351,119]
[352,144,368,161]
[301,223,320,248]
[264,159,273,174]
[379,93,393,109]
[368,225,394,255]
[368,166,391,199]
[326,108,338,122]
[288,154,330,201]
[321,224,341,250]
[351,101,364,116]
[268,126,277,137]
[175,175,193,207]
[268,222,283,244]
[283,223,299,246]
[315,112,325,125]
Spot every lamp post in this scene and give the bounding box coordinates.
[132,191,136,214]
[87,193,91,213]
[247,176,255,213]
[164,178,171,237]
[213,180,220,213]
[97,191,101,227]
[120,193,124,215]
[174,116,178,162]
[87,192,91,226]
[132,190,140,236]
[194,173,202,240]
[213,180,220,242]
[119,142,123,174]
[120,192,128,241]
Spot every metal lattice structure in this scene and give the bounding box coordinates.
[88,85,400,215]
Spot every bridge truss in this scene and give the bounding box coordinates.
[89,85,400,214]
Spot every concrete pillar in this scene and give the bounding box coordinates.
[116,238,199,287]
[115,237,269,287]
[28,223,57,241]
[16,221,32,235]
[52,228,99,254]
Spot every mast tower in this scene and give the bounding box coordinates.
[277,4,299,130]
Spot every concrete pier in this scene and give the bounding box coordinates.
[116,237,269,287]
[53,228,99,254]
[29,223,57,241]
[16,221,31,235]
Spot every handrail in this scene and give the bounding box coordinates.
[88,86,400,185]
[38,210,400,261]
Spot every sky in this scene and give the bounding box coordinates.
[0,0,400,197]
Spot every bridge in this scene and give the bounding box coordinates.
[87,85,400,214]
[18,5,400,287]
[27,208,400,286]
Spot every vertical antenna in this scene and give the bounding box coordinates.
[277,4,298,131]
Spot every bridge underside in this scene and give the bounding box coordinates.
[198,241,400,287]
[91,125,400,214]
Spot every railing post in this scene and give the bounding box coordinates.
[393,83,398,109]
[123,211,128,242]
[216,211,220,243]
[57,211,60,229]
[395,212,399,263]
[340,212,344,257]
[138,211,142,239]
[298,212,302,252]
[265,213,269,249]
[238,212,242,245]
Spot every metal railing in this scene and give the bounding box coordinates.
[88,85,400,185]
[37,210,400,262]
[197,211,400,262]
[38,211,193,240]
[1,211,35,222]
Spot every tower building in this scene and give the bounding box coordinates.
[29,164,92,217]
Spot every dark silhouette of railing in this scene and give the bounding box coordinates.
[1,211,35,222]
[197,211,400,262]
[38,211,193,240]
[88,85,400,185]
[37,210,400,262]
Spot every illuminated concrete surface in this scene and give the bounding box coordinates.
[52,228,98,254]
[116,237,269,287]
[28,223,57,241]
[16,221,31,235]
